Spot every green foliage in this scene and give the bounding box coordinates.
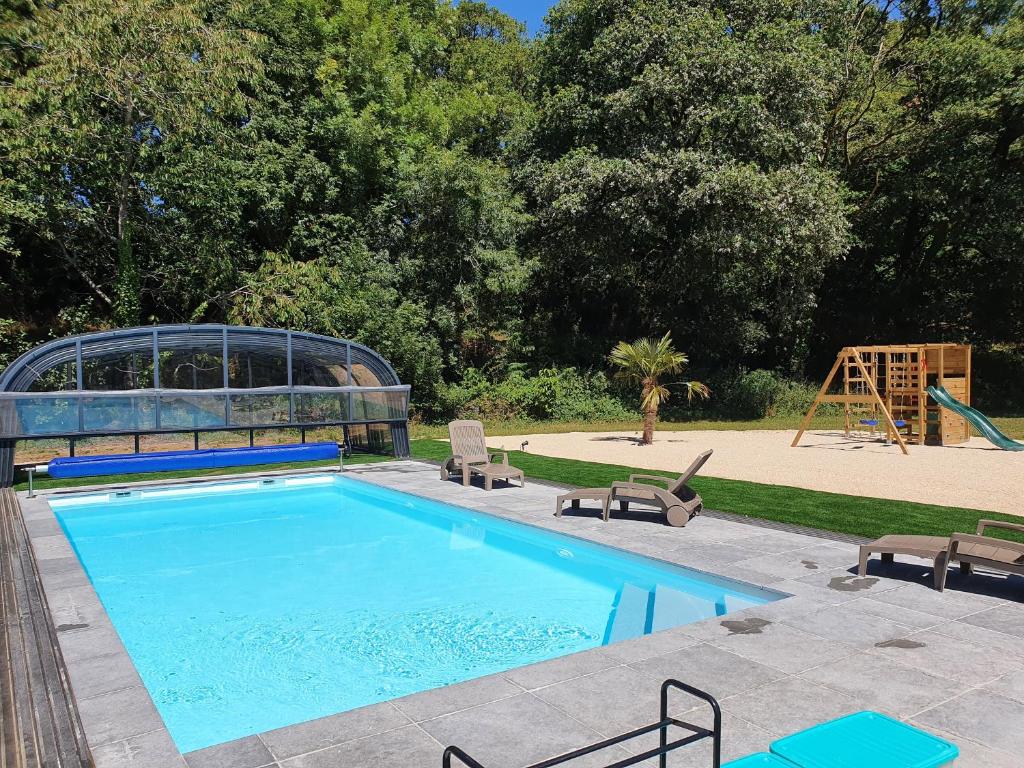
[701,369,825,419]
[519,0,850,371]
[1,0,1022,421]
[436,366,634,422]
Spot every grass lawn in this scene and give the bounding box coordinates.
[15,438,1022,545]
[410,439,1024,543]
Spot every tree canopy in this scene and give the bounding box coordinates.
[1,0,1022,413]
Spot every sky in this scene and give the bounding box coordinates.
[487,0,551,35]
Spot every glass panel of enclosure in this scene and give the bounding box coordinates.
[227,394,291,427]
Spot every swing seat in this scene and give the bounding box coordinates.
[859,419,907,428]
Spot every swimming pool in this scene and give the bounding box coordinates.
[51,474,783,752]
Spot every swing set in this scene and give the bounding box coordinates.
[792,344,971,455]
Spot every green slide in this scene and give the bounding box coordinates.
[927,385,1024,451]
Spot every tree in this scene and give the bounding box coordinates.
[518,0,850,374]
[0,0,260,326]
[609,332,708,445]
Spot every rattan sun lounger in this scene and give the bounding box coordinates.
[610,449,713,527]
[554,488,611,521]
[937,519,1024,591]
[440,420,525,491]
[858,535,950,590]
[861,519,1024,591]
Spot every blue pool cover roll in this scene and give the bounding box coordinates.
[47,442,339,478]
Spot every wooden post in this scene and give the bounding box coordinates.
[792,350,846,448]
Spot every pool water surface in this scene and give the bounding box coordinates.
[51,475,782,751]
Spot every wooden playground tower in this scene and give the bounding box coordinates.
[792,344,972,455]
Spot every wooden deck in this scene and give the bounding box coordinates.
[1,489,92,768]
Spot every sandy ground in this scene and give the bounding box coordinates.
[491,429,1024,516]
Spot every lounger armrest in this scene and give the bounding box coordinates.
[626,474,674,486]
[949,532,1024,557]
[488,451,509,465]
[975,519,1024,536]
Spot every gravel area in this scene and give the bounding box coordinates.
[490,429,1024,516]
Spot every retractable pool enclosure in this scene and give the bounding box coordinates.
[0,325,412,486]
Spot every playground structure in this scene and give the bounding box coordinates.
[793,344,972,455]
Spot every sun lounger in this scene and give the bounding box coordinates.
[554,488,611,521]
[553,450,712,526]
[861,519,1024,591]
[440,420,524,491]
[610,449,712,527]
[937,519,1024,591]
[858,535,951,590]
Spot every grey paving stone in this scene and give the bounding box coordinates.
[418,693,608,768]
[24,515,63,537]
[90,729,187,768]
[791,569,904,598]
[914,689,1024,755]
[77,686,167,747]
[49,584,107,629]
[926,619,1024,663]
[731,595,831,623]
[629,643,785,700]
[732,552,846,581]
[29,532,76,560]
[668,542,767,565]
[984,668,1024,705]
[709,619,856,674]
[869,629,1023,686]
[530,665,663,738]
[870,584,1004,621]
[393,674,522,723]
[840,596,947,629]
[67,651,144,700]
[58,622,127,663]
[787,543,860,568]
[906,721,1019,768]
[604,629,701,663]
[782,604,914,649]
[722,676,863,737]
[37,558,91,590]
[799,652,955,718]
[185,735,274,768]
[261,702,411,760]
[959,604,1024,639]
[626,711,773,767]
[279,724,439,768]
[502,647,621,690]
[729,532,825,554]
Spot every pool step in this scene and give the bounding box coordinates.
[607,583,723,643]
[606,583,652,643]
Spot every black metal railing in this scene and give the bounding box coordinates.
[443,679,722,768]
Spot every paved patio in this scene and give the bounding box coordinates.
[22,461,1024,768]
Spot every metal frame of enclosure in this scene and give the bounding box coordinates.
[0,325,412,486]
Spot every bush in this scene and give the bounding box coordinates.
[436,366,635,422]
[687,369,821,419]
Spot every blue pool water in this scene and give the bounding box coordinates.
[51,475,782,752]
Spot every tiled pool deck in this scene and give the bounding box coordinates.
[19,460,1024,768]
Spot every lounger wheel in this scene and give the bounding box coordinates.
[666,504,690,527]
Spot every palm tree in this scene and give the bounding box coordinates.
[609,332,709,445]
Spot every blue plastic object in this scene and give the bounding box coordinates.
[859,419,908,428]
[723,753,796,767]
[770,711,959,768]
[47,442,338,478]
